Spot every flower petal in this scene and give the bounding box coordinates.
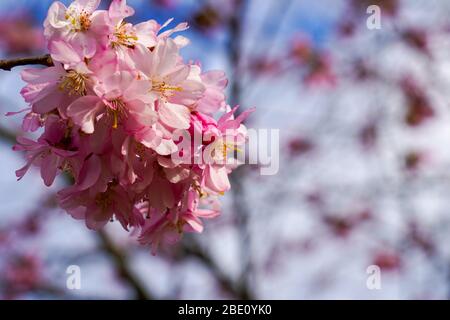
[67,96,104,134]
[158,102,190,129]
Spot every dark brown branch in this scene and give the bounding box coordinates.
[0,54,53,71]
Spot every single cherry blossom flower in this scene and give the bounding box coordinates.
[44,0,109,55]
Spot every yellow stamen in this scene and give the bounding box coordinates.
[151,80,183,101]
[112,111,118,129]
[112,21,139,48]
[152,82,183,93]
[65,9,91,32]
[59,70,88,96]
[220,142,242,159]
[193,182,208,198]
[108,99,127,129]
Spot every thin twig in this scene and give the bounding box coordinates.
[0,54,53,71]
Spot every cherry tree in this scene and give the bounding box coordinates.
[1,0,450,300]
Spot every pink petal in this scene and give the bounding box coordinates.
[164,167,190,183]
[135,128,162,149]
[195,209,220,219]
[109,0,135,24]
[67,96,104,134]
[172,79,205,106]
[205,165,230,193]
[183,213,204,233]
[21,66,62,84]
[201,70,228,89]
[76,154,102,190]
[41,154,60,186]
[5,108,31,117]
[134,21,158,48]
[76,0,101,13]
[32,85,66,114]
[155,139,177,156]
[158,102,190,129]
[49,40,83,65]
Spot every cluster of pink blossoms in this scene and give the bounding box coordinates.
[11,0,253,253]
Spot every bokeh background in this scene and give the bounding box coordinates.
[2,0,450,299]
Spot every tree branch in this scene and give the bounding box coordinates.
[227,0,255,299]
[0,54,53,71]
[180,239,253,299]
[98,230,153,300]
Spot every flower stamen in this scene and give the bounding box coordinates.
[151,80,183,100]
[65,9,91,32]
[107,98,127,129]
[59,70,88,96]
[112,22,139,49]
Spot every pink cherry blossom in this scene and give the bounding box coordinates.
[12,0,254,253]
[44,0,109,56]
